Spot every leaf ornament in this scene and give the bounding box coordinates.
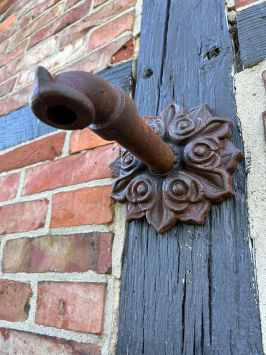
[110,103,244,234]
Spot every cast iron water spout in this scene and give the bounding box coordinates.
[30,66,175,174]
[29,66,244,233]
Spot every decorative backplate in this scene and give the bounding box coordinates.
[110,103,244,234]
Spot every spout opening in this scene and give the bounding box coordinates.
[45,105,77,126]
[30,83,95,130]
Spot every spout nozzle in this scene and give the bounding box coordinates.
[29,66,95,130]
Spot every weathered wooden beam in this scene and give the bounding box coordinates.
[116,0,263,354]
[237,2,266,68]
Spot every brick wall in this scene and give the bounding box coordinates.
[0,0,141,116]
[0,0,141,353]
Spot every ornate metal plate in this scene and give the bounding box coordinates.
[110,103,244,234]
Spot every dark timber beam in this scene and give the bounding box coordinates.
[116,0,263,354]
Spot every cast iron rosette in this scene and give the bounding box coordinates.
[110,103,244,234]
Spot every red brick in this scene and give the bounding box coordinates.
[0,133,66,173]
[56,34,132,74]
[65,0,82,11]
[0,200,48,234]
[0,77,17,98]
[33,0,61,18]
[94,0,107,7]
[0,83,34,117]
[17,37,87,90]
[0,280,32,322]
[28,0,92,50]
[2,0,41,20]
[50,185,114,228]
[3,232,113,273]
[0,172,19,202]
[97,232,113,273]
[1,0,35,19]
[0,41,8,55]
[60,0,136,48]
[23,144,118,195]
[17,0,43,19]
[235,0,258,8]
[88,11,134,52]
[0,329,101,355]
[0,15,16,34]
[10,4,63,49]
[36,281,107,334]
[111,37,134,62]
[0,40,26,68]
[0,12,31,45]
[70,128,114,154]
[0,36,58,83]
[0,0,18,15]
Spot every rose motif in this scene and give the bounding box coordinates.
[110,103,244,234]
[183,137,221,169]
[163,172,204,213]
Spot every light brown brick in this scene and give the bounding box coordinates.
[50,185,114,228]
[94,0,107,7]
[88,11,134,52]
[0,12,31,45]
[60,0,136,48]
[23,144,119,195]
[0,280,32,322]
[17,37,87,89]
[64,0,82,11]
[33,0,61,18]
[0,329,101,355]
[3,232,113,273]
[0,41,8,55]
[17,0,43,19]
[0,133,66,173]
[0,172,19,202]
[70,128,115,154]
[0,83,34,117]
[0,15,16,34]
[0,0,17,15]
[0,36,57,83]
[36,281,107,334]
[10,4,63,49]
[56,34,132,74]
[28,0,92,50]
[0,200,49,235]
[0,77,16,98]
[0,40,26,68]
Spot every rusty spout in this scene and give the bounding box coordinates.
[30,66,174,174]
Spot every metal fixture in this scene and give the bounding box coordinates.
[30,66,244,233]
[30,66,174,174]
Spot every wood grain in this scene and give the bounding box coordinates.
[116,0,263,354]
[237,2,266,68]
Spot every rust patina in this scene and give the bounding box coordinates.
[30,67,244,233]
[30,66,174,174]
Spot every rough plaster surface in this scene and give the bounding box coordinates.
[235,60,266,351]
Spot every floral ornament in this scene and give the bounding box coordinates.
[110,103,244,234]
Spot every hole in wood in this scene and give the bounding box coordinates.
[143,68,153,79]
[205,47,221,60]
